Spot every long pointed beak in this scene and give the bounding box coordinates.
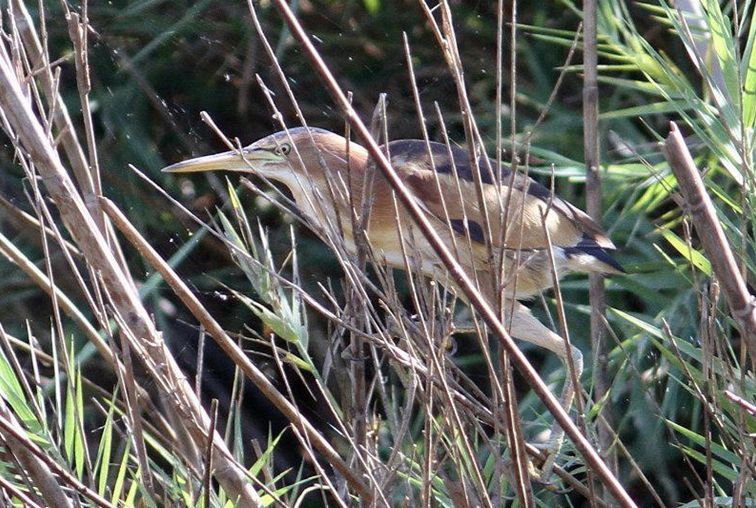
[161,149,280,174]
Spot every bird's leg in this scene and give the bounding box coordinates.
[406,296,581,480]
[540,345,583,480]
[448,304,477,333]
[506,302,583,481]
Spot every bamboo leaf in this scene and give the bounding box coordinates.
[660,229,712,275]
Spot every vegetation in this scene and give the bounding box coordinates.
[0,0,753,506]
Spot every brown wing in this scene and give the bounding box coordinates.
[387,140,615,253]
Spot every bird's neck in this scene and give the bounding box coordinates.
[282,145,371,237]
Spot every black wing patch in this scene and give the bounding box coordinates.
[449,219,485,244]
[385,139,616,249]
[563,238,625,273]
[386,140,555,203]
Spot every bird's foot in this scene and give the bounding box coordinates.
[531,450,559,486]
[498,444,567,493]
[529,461,572,494]
[527,430,566,486]
[524,460,559,491]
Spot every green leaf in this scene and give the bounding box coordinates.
[227,178,243,212]
[659,229,712,275]
[218,210,246,252]
[249,430,286,478]
[238,293,306,347]
[96,394,118,496]
[610,309,665,339]
[667,420,740,481]
[74,369,85,477]
[363,0,379,14]
[64,373,75,464]
[64,364,85,477]
[0,350,41,436]
[125,471,140,504]
[700,0,740,110]
[110,441,131,505]
[743,14,756,127]
[599,101,692,119]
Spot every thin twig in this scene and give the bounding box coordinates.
[661,122,756,368]
[64,11,103,233]
[9,0,91,192]
[203,399,219,508]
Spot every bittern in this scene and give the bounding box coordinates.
[163,126,623,472]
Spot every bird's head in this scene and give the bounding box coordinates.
[162,127,362,184]
[163,126,369,226]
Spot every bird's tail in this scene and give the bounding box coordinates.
[562,239,625,275]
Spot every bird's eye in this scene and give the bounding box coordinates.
[275,143,291,156]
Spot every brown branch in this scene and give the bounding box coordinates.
[583,0,616,498]
[662,122,756,369]
[9,0,92,196]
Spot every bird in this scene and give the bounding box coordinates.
[163,126,623,474]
